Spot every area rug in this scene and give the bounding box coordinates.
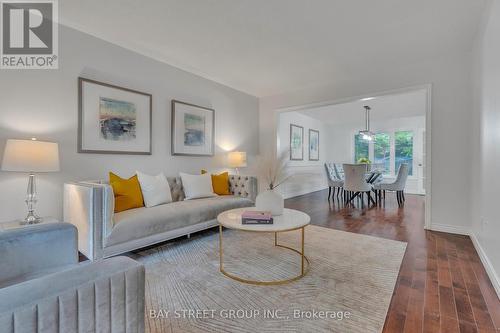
[130,225,407,333]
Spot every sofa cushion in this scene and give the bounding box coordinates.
[109,172,144,212]
[106,196,253,247]
[136,171,172,207]
[179,172,217,200]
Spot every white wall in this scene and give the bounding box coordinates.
[276,111,328,198]
[260,52,473,232]
[327,116,426,194]
[326,124,352,164]
[470,0,500,297]
[0,25,259,222]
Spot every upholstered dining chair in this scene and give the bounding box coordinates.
[324,162,344,200]
[343,163,375,206]
[333,163,344,181]
[373,163,409,206]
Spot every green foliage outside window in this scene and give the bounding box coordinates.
[354,131,414,176]
[374,133,390,173]
[354,134,369,163]
[395,131,413,175]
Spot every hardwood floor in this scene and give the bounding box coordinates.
[285,189,500,333]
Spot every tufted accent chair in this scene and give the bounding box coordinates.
[228,175,258,201]
[167,177,186,201]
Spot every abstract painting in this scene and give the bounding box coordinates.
[184,113,205,146]
[309,129,319,161]
[99,97,137,141]
[172,100,214,156]
[290,124,304,160]
[78,77,152,154]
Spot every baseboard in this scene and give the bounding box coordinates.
[469,233,500,300]
[427,223,470,236]
[282,186,328,199]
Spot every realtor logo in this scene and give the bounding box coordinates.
[1,0,58,69]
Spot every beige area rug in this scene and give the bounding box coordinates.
[130,225,407,333]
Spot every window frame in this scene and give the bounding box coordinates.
[352,128,416,178]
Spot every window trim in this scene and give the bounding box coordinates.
[353,128,418,178]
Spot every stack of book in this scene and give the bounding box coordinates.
[241,211,273,225]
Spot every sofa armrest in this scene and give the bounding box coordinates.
[64,181,114,261]
[0,223,78,286]
[229,175,258,202]
[0,256,145,333]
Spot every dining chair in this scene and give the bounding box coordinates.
[333,163,344,180]
[372,163,409,206]
[343,163,374,206]
[324,163,344,200]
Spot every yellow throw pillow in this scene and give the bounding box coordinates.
[200,170,231,195]
[109,172,144,213]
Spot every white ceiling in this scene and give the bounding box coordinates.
[59,0,488,97]
[297,89,427,125]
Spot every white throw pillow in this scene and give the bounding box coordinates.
[179,172,216,200]
[136,171,173,208]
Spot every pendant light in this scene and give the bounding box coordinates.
[359,105,375,141]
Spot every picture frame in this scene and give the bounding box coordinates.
[309,129,320,161]
[78,77,152,155]
[171,100,215,156]
[290,124,304,160]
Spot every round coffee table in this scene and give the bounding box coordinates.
[217,207,311,286]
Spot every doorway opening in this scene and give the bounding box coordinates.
[275,85,431,228]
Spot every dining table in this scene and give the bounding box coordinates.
[366,170,383,184]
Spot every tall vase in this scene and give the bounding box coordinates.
[255,189,284,216]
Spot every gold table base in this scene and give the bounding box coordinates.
[219,225,309,286]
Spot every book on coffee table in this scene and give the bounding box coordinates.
[241,211,273,224]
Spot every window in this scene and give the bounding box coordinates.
[354,134,369,163]
[353,130,416,176]
[395,131,413,176]
[374,133,390,173]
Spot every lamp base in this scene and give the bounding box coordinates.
[22,173,42,225]
[22,212,42,225]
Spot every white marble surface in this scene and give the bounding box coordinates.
[218,208,310,232]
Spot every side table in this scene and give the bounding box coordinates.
[0,217,60,232]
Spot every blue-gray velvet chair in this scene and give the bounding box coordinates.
[0,223,145,333]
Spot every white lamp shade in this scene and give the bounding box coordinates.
[1,139,60,172]
[228,151,247,168]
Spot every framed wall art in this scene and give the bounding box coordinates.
[171,100,215,156]
[309,129,319,161]
[290,124,304,160]
[78,77,152,154]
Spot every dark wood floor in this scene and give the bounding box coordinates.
[285,189,500,333]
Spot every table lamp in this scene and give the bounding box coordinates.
[1,138,60,224]
[228,151,247,174]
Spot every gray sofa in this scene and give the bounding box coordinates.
[0,223,145,333]
[64,175,257,261]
